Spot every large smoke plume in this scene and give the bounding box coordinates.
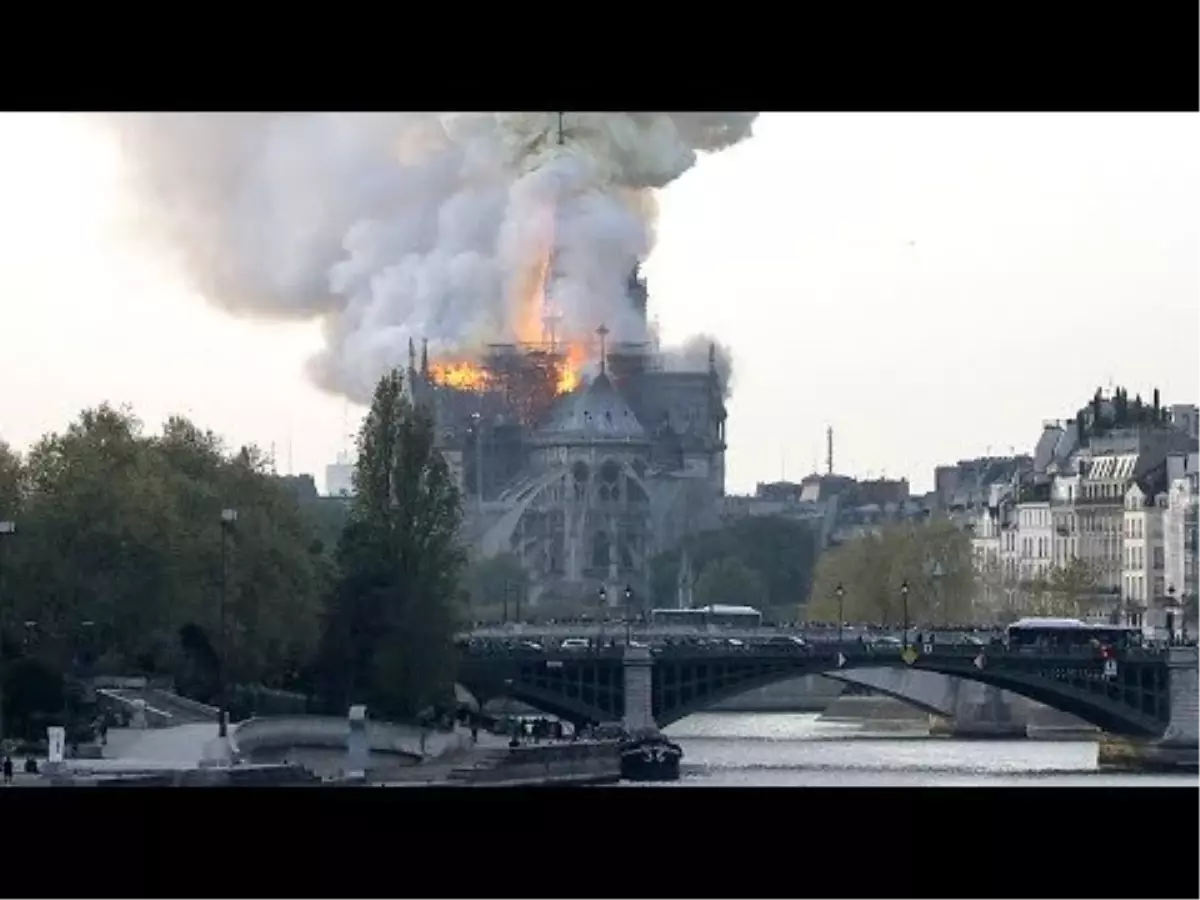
[95,113,756,403]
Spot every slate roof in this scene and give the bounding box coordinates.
[535,372,647,444]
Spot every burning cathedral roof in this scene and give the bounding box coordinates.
[535,371,647,445]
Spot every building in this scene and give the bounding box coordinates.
[1169,404,1199,441]
[411,266,726,609]
[934,456,1032,511]
[324,454,355,498]
[950,389,1199,625]
[1121,472,1167,630]
[1015,480,1053,583]
[968,482,1015,616]
[1163,450,1199,624]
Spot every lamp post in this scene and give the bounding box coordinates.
[624,585,634,645]
[927,560,945,628]
[597,586,607,648]
[835,583,845,646]
[0,520,14,743]
[1165,584,1178,646]
[218,508,238,739]
[470,413,484,517]
[900,581,910,651]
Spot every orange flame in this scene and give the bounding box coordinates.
[428,203,591,398]
[429,359,490,391]
[557,342,587,394]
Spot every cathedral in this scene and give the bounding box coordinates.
[407,269,727,610]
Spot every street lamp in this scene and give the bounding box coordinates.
[835,583,845,645]
[623,585,634,644]
[0,520,13,741]
[218,508,238,739]
[1165,584,1179,646]
[597,586,607,648]
[928,560,945,627]
[900,581,910,651]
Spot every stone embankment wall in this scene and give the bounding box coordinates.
[458,741,621,786]
[231,716,465,780]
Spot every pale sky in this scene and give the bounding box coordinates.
[0,113,1196,495]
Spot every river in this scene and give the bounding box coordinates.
[653,712,1199,786]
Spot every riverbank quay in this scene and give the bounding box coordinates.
[373,738,621,786]
[1098,735,1199,773]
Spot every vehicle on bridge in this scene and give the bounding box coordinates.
[1006,618,1144,652]
[650,605,763,629]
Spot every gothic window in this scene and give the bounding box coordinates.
[600,459,620,484]
[573,461,590,484]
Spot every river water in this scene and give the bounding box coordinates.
[655,713,1199,786]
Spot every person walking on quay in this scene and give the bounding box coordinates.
[2,754,13,786]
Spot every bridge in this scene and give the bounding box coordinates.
[457,633,1199,765]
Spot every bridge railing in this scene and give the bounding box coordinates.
[460,641,1172,664]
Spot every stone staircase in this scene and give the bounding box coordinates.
[445,749,512,784]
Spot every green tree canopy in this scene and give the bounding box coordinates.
[806,518,977,625]
[462,552,529,622]
[650,516,817,616]
[693,557,767,609]
[319,369,465,720]
[0,440,20,520]
[1,405,327,698]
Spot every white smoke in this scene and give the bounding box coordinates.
[94,112,757,403]
[661,334,735,399]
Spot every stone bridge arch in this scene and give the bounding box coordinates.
[650,659,1169,737]
[459,647,1188,740]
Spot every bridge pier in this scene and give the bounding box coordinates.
[928,681,1027,739]
[1098,647,1198,773]
[346,705,369,778]
[623,644,656,732]
[830,670,1028,738]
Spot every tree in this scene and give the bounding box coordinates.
[0,441,20,520]
[693,557,766,609]
[806,518,977,625]
[462,553,528,622]
[973,553,1020,623]
[649,516,817,615]
[1043,558,1100,617]
[2,405,327,697]
[319,369,465,721]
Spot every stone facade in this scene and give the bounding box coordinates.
[413,271,726,609]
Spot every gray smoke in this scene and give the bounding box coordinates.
[94,112,757,403]
[661,334,735,399]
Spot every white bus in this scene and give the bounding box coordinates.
[650,605,763,629]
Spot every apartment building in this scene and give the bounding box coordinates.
[1121,474,1166,629]
[1163,451,1199,618]
[1050,469,1081,569]
[1016,481,1053,582]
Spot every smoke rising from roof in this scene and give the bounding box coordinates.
[97,112,757,403]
